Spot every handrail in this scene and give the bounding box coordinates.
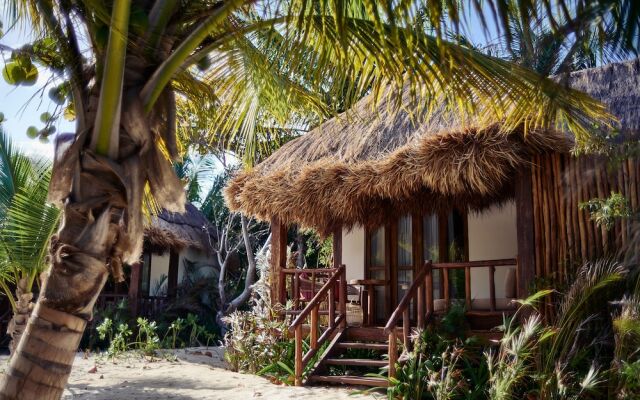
[432,258,517,269]
[288,265,344,333]
[383,267,428,335]
[288,265,347,386]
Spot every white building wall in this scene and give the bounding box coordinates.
[341,226,366,283]
[178,247,217,283]
[467,201,518,299]
[149,252,170,296]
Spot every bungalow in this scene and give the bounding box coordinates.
[97,203,218,319]
[225,59,640,386]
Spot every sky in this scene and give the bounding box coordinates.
[1,25,74,159]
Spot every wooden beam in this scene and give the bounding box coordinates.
[333,227,342,268]
[128,261,141,317]
[167,249,179,298]
[270,217,287,306]
[515,163,536,299]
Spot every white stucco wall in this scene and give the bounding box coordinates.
[467,201,518,299]
[178,247,217,283]
[342,226,366,283]
[149,252,170,296]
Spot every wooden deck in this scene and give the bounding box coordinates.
[287,260,516,387]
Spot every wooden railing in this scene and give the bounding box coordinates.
[288,265,347,386]
[280,268,338,314]
[383,263,430,378]
[430,258,518,314]
[384,258,518,377]
[95,293,168,319]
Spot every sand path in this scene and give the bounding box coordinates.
[1,347,380,399]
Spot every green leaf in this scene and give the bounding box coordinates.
[0,112,5,123]
[26,126,39,139]
[48,87,66,105]
[40,112,52,123]
[21,62,38,86]
[2,62,25,85]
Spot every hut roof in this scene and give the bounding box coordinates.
[144,203,214,253]
[225,59,640,234]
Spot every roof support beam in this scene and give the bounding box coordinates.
[271,217,288,306]
[515,162,536,300]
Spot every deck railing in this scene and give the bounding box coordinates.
[384,258,518,377]
[280,268,338,314]
[288,265,347,386]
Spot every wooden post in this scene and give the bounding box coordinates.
[417,282,425,329]
[443,268,450,310]
[310,307,319,350]
[388,331,398,379]
[294,325,303,386]
[270,217,287,306]
[328,285,336,328]
[332,227,342,268]
[489,265,496,311]
[339,265,347,328]
[402,309,410,350]
[464,266,471,310]
[128,261,141,317]
[425,262,433,315]
[167,249,179,298]
[515,165,536,299]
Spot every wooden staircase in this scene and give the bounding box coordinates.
[306,327,392,387]
[287,260,516,387]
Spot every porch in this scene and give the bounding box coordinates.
[280,258,519,386]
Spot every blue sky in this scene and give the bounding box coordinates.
[1,24,74,159]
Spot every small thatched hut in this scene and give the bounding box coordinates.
[125,203,217,314]
[227,59,640,329]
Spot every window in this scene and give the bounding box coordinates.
[368,225,386,320]
[423,214,441,299]
[396,215,413,304]
[141,251,151,296]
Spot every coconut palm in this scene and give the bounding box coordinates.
[0,131,60,355]
[0,1,632,398]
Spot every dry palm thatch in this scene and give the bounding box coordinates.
[144,203,215,253]
[225,60,640,234]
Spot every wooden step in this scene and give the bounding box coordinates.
[324,358,387,367]
[336,342,388,351]
[308,374,389,387]
[345,326,393,342]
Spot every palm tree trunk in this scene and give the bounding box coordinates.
[0,95,184,398]
[7,278,34,356]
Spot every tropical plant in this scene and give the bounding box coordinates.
[0,0,630,397]
[487,259,627,400]
[0,130,60,354]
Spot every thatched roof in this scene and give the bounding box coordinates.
[225,59,640,234]
[144,203,214,253]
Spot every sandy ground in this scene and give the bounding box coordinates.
[1,347,380,399]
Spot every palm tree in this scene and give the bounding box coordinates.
[0,1,632,398]
[0,131,60,355]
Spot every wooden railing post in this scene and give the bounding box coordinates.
[465,266,472,310]
[328,284,336,328]
[294,325,303,386]
[293,271,300,310]
[417,281,425,329]
[443,268,450,311]
[402,309,410,351]
[489,265,496,311]
[388,331,397,379]
[425,261,434,315]
[339,265,347,328]
[310,306,319,350]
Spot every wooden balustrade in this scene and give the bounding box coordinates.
[281,268,338,314]
[384,258,518,378]
[288,265,347,386]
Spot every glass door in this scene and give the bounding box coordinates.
[367,225,388,323]
[395,215,414,304]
